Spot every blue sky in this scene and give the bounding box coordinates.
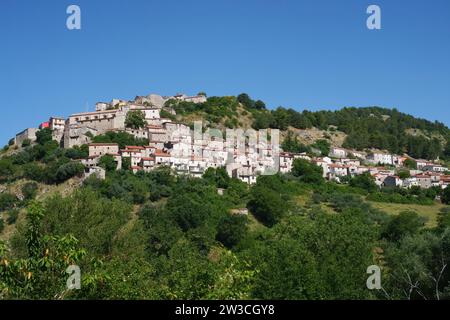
[1,0,449,144]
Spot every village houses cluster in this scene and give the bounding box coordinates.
[13,92,450,189]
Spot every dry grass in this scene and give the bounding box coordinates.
[368,201,444,228]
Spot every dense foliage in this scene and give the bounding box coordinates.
[1,161,449,300]
[250,105,448,160]
[125,110,146,129]
[92,131,149,149]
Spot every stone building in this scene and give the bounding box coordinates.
[15,128,38,146]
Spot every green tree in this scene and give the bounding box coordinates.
[125,110,146,129]
[383,230,450,299]
[21,139,31,147]
[404,158,417,169]
[250,210,377,299]
[272,107,290,130]
[203,167,231,189]
[441,186,450,205]
[349,172,377,192]
[311,139,331,156]
[42,190,131,256]
[254,100,266,110]
[252,112,273,130]
[237,93,254,109]
[0,202,87,299]
[36,128,53,145]
[437,208,450,230]
[92,131,148,149]
[0,158,15,181]
[216,214,248,249]
[398,170,410,179]
[282,131,309,153]
[65,145,89,159]
[382,211,425,242]
[55,162,85,182]
[247,186,286,227]
[167,179,225,233]
[98,155,117,172]
[291,158,324,184]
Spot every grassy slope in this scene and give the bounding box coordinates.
[294,191,443,228]
[368,201,443,228]
[0,177,82,242]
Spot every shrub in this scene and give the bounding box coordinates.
[12,150,33,165]
[21,182,38,201]
[23,162,45,182]
[7,209,19,225]
[381,211,425,241]
[125,110,146,129]
[441,186,450,205]
[36,128,53,145]
[65,145,89,159]
[349,173,377,192]
[55,162,84,182]
[237,93,254,109]
[21,139,31,147]
[216,214,248,249]
[92,131,148,149]
[0,158,15,180]
[98,155,117,172]
[0,193,16,211]
[291,159,324,184]
[247,186,286,227]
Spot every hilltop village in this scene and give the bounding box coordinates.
[12,92,450,189]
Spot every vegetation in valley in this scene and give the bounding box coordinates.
[1,161,449,300]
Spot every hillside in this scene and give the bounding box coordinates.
[163,94,450,161]
[1,93,450,300]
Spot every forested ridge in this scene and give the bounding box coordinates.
[167,94,450,161]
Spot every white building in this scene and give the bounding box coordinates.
[330,147,347,158]
[367,152,393,165]
[422,164,447,173]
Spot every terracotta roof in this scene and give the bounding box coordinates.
[71,109,118,116]
[155,152,170,157]
[330,164,348,168]
[121,149,142,153]
[88,143,119,146]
